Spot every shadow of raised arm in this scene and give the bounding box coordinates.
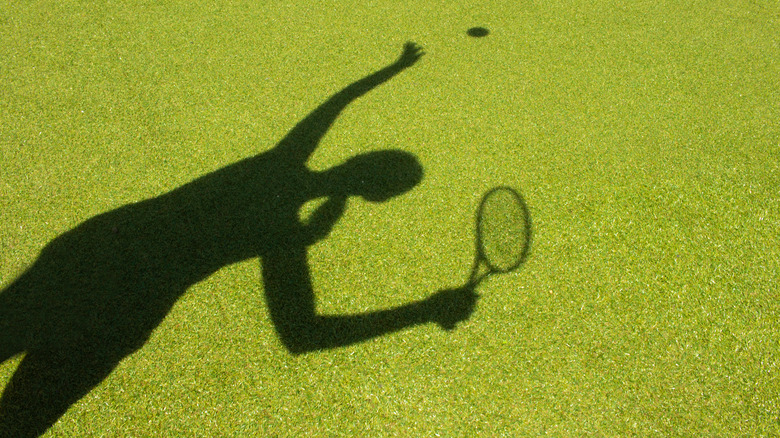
[274,42,425,164]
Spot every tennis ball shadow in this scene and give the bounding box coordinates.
[467,27,490,38]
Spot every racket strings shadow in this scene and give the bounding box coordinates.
[468,186,533,288]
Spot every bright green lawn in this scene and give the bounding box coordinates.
[2,0,779,435]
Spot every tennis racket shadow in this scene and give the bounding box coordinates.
[430,186,532,331]
[466,186,533,289]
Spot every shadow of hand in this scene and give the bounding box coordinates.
[424,286,479,331]
[395,42,425,68]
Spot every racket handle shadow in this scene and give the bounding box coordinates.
[466,255,496,290]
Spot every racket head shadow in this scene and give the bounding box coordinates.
[470,186,532,285]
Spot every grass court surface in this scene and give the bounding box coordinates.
[1,0,779,435]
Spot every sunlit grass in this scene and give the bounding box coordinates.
[2,0,779,435]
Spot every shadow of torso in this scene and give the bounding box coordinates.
[0,149,324,438]
[2,150,311,356]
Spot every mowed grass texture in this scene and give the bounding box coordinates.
[2,0,779,435]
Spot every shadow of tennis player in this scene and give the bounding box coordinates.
[0,42,477,437]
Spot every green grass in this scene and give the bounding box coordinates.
[2,0,779,435]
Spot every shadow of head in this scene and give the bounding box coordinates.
[331,150,423,202]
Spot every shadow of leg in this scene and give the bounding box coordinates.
[0,349,116,438]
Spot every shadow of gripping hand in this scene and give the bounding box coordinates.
[423,286,479,331]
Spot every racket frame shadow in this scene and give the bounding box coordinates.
[467,186,532,288]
